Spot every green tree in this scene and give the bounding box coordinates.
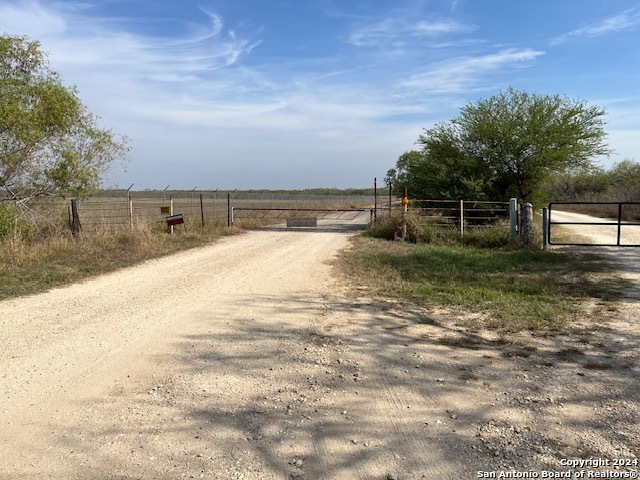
[386,146,492,200]
[392,87,611,203]
[607,159,640,202]
[542,166,610,202]
[0,34,128,203]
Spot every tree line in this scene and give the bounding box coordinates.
[542,159,640,203]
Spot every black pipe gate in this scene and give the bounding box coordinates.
[548,202,640,247]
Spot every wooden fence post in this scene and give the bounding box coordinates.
[70,199,82,236]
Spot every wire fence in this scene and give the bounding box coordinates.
[371,198,511,230]
[31,191,377,232]
[409,199,510,229]
[5,188,511,235]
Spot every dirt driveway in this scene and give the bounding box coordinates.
[1,217,639,479]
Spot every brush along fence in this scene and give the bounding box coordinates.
[375,198,511,232]
[410,199,510,231]
[371,193,520,242]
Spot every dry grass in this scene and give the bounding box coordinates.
[1,193,370,300]
[0,218,240,300]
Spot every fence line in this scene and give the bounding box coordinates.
[44,192,377,232]
[410,199,510,229]
[372,197,511,231]
[16,189,517,238]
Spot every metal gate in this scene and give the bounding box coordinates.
[231,207,370,232]
[547,202,640,246]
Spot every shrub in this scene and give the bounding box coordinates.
[367,212,511,248]
[366,212,429,243]
[0,203,35,240]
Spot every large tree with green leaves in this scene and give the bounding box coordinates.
[0,34,128,203]
[390,87,611,203]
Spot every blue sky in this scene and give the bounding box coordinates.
[1,0,639,190]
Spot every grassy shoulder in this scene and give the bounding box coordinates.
[0,219,240,300]
[338,234,628,332]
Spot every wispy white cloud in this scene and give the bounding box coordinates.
[11,0,636,189]
[0,0,67,36]
[399,48,545,93]
[0,1,259,76]
[0,2,415,140]
[551,8,640,45]
[0,0,268,126]
[349,17,474,47]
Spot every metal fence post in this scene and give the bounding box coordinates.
[460,199,464,239]
[509,198,518,241]
[374,177,377,222]
[401,187,408,240]
[128,194,133,229]
[169,194,174,234]
[542,207,548,250]
[617,203,623,246]
[200,194,205,227]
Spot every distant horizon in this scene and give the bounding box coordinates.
[2,0,638,189]
[97,186,379,193]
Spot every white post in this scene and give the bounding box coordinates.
[170,194,174,234]
[509,198,518,241]
[542,207,549,249]
[128,195,133,230]
[460,199,464,239]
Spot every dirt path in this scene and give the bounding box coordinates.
[1,215,639,479]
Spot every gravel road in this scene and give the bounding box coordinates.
[1,214,638,479]
[549,209,640,248]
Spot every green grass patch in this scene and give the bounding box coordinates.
[339,236,629,332]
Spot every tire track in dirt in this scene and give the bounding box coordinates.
[1,230,360,478]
